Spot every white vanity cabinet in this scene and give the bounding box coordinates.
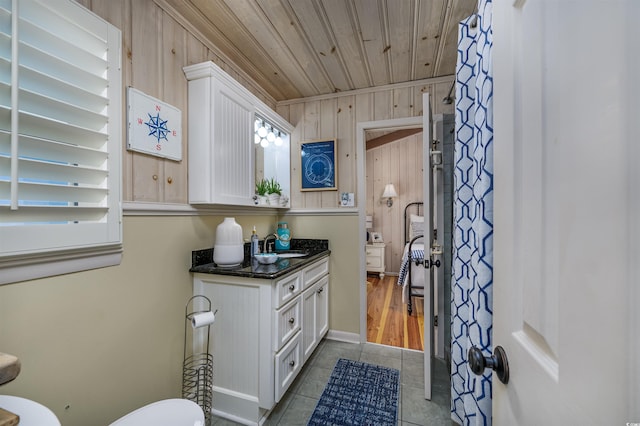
[184,61,293,207]
[192,256,329,424]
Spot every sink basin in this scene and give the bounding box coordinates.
[275,250,309,258]
[254,253,279,264]
[0,395,60,425]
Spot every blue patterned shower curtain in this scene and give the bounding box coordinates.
[451,1,493,425]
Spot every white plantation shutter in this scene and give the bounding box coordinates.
[0,0,122,281]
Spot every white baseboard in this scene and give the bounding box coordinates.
[325,329,360,344]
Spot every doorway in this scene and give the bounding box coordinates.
[364,127,426,351]
[356,106,455,401]
[358,114,454,357]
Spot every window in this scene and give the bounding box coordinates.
[0,0,122,284]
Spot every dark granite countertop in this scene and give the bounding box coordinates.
[190,238,330,279]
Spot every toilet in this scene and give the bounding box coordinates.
[0,395,61,426]
[0,396,203,426]
[109,398,204,426]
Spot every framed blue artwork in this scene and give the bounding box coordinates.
[300,139,337,191]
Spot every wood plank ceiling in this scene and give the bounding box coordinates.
[157,0,477,102]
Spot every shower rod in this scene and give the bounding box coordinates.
[443,11,478,105]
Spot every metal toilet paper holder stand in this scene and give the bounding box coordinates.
[182,295,214,423]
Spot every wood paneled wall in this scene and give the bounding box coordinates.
[76,0,278,204]
[77,0,454,207]
[276,83,454,209]
[366,133,424,274]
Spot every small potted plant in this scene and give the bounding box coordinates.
[266,177,281,206]
[255,178,269,205]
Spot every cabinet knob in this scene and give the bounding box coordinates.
[289,284,295,291]
[167,177,173,184]
[288,317,295,324]
[289,360,295,367]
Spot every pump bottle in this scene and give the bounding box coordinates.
[251,226,260,257]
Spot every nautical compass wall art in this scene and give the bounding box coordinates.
[300,139,337,191]
[127,87,182,161]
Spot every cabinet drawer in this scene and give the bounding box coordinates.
[274,297,301,351]
[275,271,301,308]
[303,258,329,289]
[274,331,302,402]
[365,247,382,257]
[366,255,382,268]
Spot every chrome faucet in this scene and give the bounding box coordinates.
[263,233,279,253]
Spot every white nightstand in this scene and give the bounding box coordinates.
[366,243,386,278]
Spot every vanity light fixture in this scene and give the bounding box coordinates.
[382,183,398,207]
[255,115,287,149]
[267,129,276,142]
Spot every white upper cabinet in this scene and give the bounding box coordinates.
[184,61,292,207]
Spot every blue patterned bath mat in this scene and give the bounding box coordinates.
[307,358,399,425]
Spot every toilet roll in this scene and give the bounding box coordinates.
[191,311,215,328]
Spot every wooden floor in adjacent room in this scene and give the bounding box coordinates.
[367,274,424,351]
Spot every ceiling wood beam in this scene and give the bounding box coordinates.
[366,128,423,150]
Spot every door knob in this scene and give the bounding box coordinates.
[423,258,441,268]
[468,345,510,385]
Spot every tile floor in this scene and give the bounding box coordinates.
[209,338,452,425]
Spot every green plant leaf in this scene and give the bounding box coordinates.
[266,177,282,195]
[255,178,269,196]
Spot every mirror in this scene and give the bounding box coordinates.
[254,114,290,208]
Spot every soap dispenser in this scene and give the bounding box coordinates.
[251,226,260,257]
[275,222,290,251]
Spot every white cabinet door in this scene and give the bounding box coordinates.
[302,284,317,362]
[301,259,330,362]
[209,79,254,205]
[315,275,329,340]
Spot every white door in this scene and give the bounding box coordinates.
[492,1,640,424]
[422,93,434,400]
